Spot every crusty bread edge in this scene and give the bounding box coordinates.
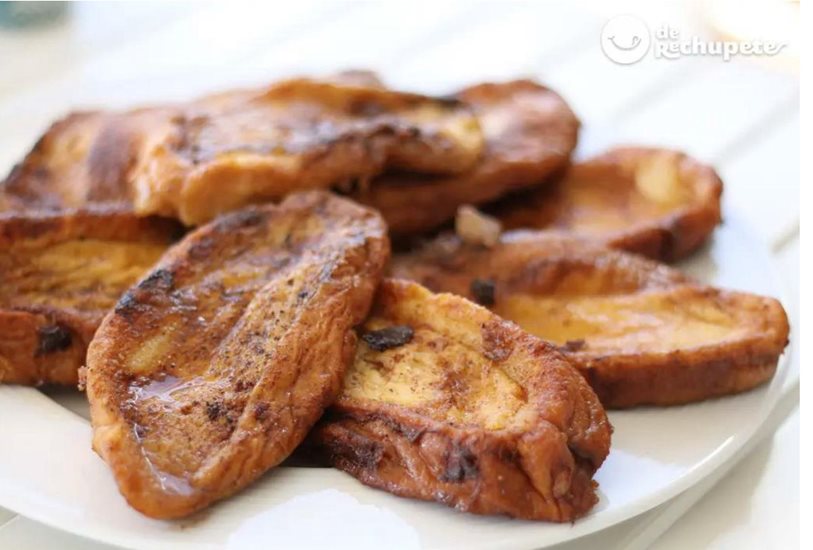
[313,279,611,522]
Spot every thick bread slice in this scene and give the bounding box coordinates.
[132,78,484,224]
[311,279,611,521]
[391,232,789,408]
[0,109,175,215]
[86,191,389,519]
[2,76,483,226]
[353,80,580,238]
[490,147,723,261]
[0,211,180,385]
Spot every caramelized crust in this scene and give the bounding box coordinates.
[392,233,789,407]
[491,147,723,261]
[86,191,389,519]
[2,76,483,226]
[132,78,484,224]
[312,279,611,521]
[0,110,169,214]
[0,211,179,385]
[353,80,580,237]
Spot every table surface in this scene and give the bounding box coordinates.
[0,2,799,549]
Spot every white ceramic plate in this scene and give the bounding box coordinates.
[0,216,789,550]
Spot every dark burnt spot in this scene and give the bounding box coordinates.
[481,320,512,362]
[138,268,174,291]
[114,291,138,317]
[362,325,414,352]
[470,278,496,306]
[561,339,586,352]
[254,402,269,421]
[441,445,479,482]
[206,401,224,421]
[327,431,383,472]
[36,324,72,355]
[297,290,310,301]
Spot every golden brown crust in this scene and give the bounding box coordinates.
[0,109,176,215]
[490,147,723,261]
[132,78,485,224]
[352,80,580,237]
[391,232,789,408]
[2,75,484,227]
[0,108,180,215]
[311,279,611,521]
[0,211,180,386]
[86,191,389,519]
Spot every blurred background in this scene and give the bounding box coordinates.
[0,1,800,549]
[0,0,800,243]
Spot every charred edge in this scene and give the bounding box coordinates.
[138,268,174,292]
[114,291,138,318]
[36,325,72,355]
[470,278,496,306]
[362,325,414,351]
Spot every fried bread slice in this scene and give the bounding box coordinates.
[86,191,389,519]
[310,279,611,521]
[352,80,580,237]
[490,147,723,261]
[391,232,789,408]
[0,110,168,214]
[132,78,485,224]
[0,211,179,386]
[2,76,484,226]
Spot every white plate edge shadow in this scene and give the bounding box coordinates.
[0,213,793,550]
